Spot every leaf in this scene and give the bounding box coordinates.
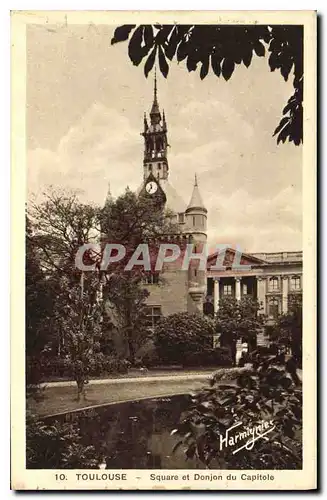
[111,25,136,45]
[185,442,196,460]
[186,54,199,72]
[268,51,279,72]
[200,57,209,80]
[280,59,294,81]
[211,53,221,77]
[164,26,180,60]
[176,39,189,62]
[158,46,169,78]
[144,47,157,77]
[143,25,154,49]
[172,440,183,454]
[254,40,265,57]
[128,26,145,66]
[242,50,253,68]
[273,116,289,137]
[222,58,235,81]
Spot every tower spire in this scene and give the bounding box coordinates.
[105,181,113,206]
[150,68,160,121]
[154,67,157,103]
[141,69,169,181]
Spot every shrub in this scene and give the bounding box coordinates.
[140,349,160,368]
[183,347,233,367]
[154,312,215,366]
[30,355,131,381]
[26,413,99,469]
[171,353,302,469]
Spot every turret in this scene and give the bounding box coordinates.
[104,182,113,208]
[185,174,207,240]
[185,174,208,313]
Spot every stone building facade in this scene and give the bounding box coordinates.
[205,249,303,319]
[106,77,303,330]
[137,75,208,326]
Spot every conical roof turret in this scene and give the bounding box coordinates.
[186,174,207,213]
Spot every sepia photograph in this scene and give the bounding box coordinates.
[11,10,316,490]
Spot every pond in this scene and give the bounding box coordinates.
[46,394,202,469]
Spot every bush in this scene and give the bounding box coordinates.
[140,349,160,368]
[154,312,215,366]
[26,413,99,469]
[28,354,131,381]
[172,352,302,469]
[183,347,232,367]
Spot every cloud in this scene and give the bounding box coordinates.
[206,187,302,252]
[27,101,302,253]
[27,102,142,203]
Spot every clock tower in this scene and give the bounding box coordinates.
[141,70,169,182]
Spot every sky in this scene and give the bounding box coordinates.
[26,23,302,253]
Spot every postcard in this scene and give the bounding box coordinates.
[11,10,316,490]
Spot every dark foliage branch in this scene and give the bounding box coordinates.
[111,24,303,145]
[171,353,302,469]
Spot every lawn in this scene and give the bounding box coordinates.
[28,375,211,418]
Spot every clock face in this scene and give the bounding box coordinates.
[145,181,158,194]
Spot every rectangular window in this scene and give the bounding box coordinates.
[268,298,279,318]
[291,276,301,290]
[242,284,248,295]
[269,277,279,291]
[145,306,162,328]
[223,284,232,296]
[144,272,159,285]
[178,213,185,224]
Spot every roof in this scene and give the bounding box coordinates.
[137,179,186,214]
[186,175,207,212]
[251,251,303,263]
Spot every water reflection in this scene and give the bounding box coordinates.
[48,394,202,469]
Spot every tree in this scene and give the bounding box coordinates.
[28,188,103,399]
[215,295,264,365]
[100,188,179,363]
[29,188,100,280]
[266,294,302,365]
[154,312,215,366]
[111,24,303,145]
[52,273,103,400]
[25,216,55,390]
